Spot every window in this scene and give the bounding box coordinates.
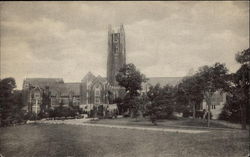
[95,89,100,97]
[95,98,100,104]
[113,34,119,43]
[94,85,101,104]
[34,93,40,99]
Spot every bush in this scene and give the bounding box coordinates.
[219,104,242,123]
[155,105,174,119]
[24,112,41,120]
[182,109,192,118]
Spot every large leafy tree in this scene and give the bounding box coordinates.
[219,49,249,129]
[116,63,147,97]
[196,63,229,127]
[146,83,161,124]
[235,48,249,130]
[116,63,147,115]
[146,84,176,124]
[222,48,250,129]
[177,75,204,119]
[0,77,24,126]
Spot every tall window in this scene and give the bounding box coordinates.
[34,92,40,99]
[95,89,100,97]
[94,85,101,104]
[95,98,100,104]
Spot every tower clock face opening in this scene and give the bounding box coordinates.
[112,33,120,54]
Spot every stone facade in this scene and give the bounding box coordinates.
[107,25,126,86]
[22,25,126,113]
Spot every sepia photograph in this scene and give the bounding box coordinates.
[0,1,249,157]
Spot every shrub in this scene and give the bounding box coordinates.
[24,112,41,120]
[182,109,192,118]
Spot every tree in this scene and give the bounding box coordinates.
[40,86,51,116]
[0,78,25,126]
[116,63,147,115]
[146,84,161,124]
[177,75,204,119]
[196,63,229,127]
[146,84,176,124]
[233,48,249,129]
[116,63,147,97]
[219,48,249,129]
[219,87,250,124]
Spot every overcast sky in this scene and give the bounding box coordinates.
[0,1,249,89]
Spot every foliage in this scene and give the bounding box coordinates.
[24,112,41,120]
[116,63,147,97]
[176,75,204,118]
[40,86,51,113]
[146,84,176,123]
[42,105,80,119]
[196,63,229,94]
[219,94,250,123]
[195,63,229,127]
[116,63,147,116]
[0,78,26,126]
[129,97,146,118]
[113,97,124,114]
[220,48,250,129]
[235,48,250,64]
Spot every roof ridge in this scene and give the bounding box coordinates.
[25,78,63,79]
[148,77,183,78]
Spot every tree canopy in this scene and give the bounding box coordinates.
[146,84,176,124]
[0,78,25,126]
[177,75,204,118]
[220,48,250,129]
[116,63,147,97]
[235,48,250,64]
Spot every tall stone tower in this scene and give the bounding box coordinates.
[107,24,126,86]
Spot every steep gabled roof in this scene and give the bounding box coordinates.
[81,72,96,82]
[95,75,106,83]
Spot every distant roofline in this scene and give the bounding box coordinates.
[25,78,63,79]
[148,76,183,78]
[24,76,184,83]
[24,78,64,81]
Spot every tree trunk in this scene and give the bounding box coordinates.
[188,99,195,119]
[240,70,248,130]
[205,92,212,128]
[192,103,196,119]
[207,101,211,127]
[240,103,247,130]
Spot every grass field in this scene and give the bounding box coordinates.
[0,123,248,157]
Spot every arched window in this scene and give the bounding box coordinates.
[94,84,101,104]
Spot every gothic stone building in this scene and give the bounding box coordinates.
[22,24,225,119]
[22,25,126,112]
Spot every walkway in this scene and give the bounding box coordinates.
[31,119,210,134]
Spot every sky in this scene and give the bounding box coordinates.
[0,1,249,89]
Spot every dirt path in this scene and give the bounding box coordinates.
[33,119,210,134]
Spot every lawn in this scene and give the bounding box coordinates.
[0,123,248,157]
